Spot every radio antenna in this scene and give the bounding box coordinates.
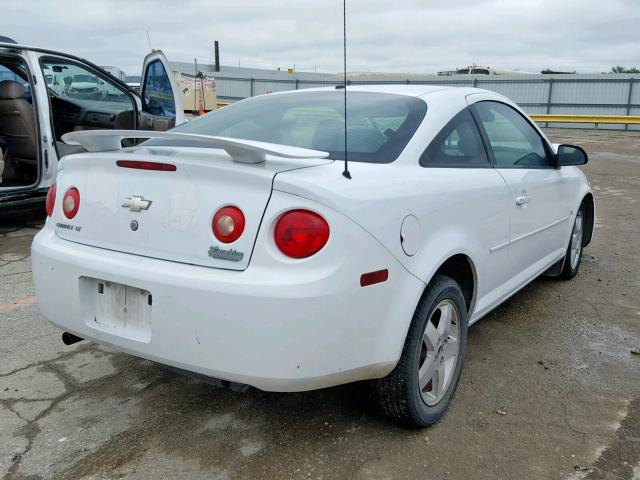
[341,0,351,179]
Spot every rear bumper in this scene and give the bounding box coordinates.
[32,225,424,392]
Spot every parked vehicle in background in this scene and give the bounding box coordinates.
[32,85,594,426]
[0,41,184,213]
[438,65,532,75]
[67,74,101,99]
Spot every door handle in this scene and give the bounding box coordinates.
[515,195,530,206]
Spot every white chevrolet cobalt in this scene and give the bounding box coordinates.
[32,85,594,427]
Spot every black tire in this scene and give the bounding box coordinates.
[559,205,585,280]
[371,274,468,427]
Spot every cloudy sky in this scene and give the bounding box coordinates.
[2,0,639,76]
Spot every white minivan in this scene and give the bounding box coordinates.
[0,39,183,213]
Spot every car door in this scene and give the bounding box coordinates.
[139,51,184,131]
[470,100,571,287]
[417,108,512,318]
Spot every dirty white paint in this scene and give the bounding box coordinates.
[168,180,200,231]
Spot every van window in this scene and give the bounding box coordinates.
[40,58,136,142]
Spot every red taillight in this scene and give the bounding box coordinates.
[116,160,177,171]
[213,206,245,243]
[274,209,330,259]
[62,187,80,219]
[45,183,56,217]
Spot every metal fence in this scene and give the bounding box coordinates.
[214,74,640,131]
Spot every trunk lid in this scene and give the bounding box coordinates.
[54,146,332,270]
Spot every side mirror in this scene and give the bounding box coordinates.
[557,144,588,166]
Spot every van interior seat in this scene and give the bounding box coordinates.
[0,80,38,167]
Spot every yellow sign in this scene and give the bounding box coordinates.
[287,68,294,75]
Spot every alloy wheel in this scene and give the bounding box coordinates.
[570,211,584,270]
[418,299,461,406]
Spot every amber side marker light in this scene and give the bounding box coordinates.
[116,160,177,171]
[360,269,389,287]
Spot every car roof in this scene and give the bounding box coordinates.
[0,42,42,51]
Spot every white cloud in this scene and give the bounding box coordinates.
[3,0,639,75]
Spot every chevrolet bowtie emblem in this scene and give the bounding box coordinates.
[122,195,152,212]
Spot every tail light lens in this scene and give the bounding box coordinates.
[274,210,330,258]
[62,187,80,219]
[213,206,245,243]
[45,183,56,217]
[116,160,177,171]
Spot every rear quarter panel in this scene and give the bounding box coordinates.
[275,160,511,321]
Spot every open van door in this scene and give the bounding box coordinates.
[139,50,184,131]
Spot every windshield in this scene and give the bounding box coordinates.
[167,91,427,163]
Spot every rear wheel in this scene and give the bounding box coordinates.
[559,206,585,279]
[371,274,468,427]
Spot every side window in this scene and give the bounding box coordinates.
[41,61,130,104]
[420,109,489,167]
[473,101,551,167]
[40,59,135,141]
[142,60,175,117]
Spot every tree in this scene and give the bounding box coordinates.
[611,65,640,74]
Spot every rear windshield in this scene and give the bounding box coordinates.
[168,91,427,164]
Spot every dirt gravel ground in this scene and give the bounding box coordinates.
[0,128,638,480]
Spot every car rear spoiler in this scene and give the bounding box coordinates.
[61,130,329,164]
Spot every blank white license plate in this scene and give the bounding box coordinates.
[90,280,152,343]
